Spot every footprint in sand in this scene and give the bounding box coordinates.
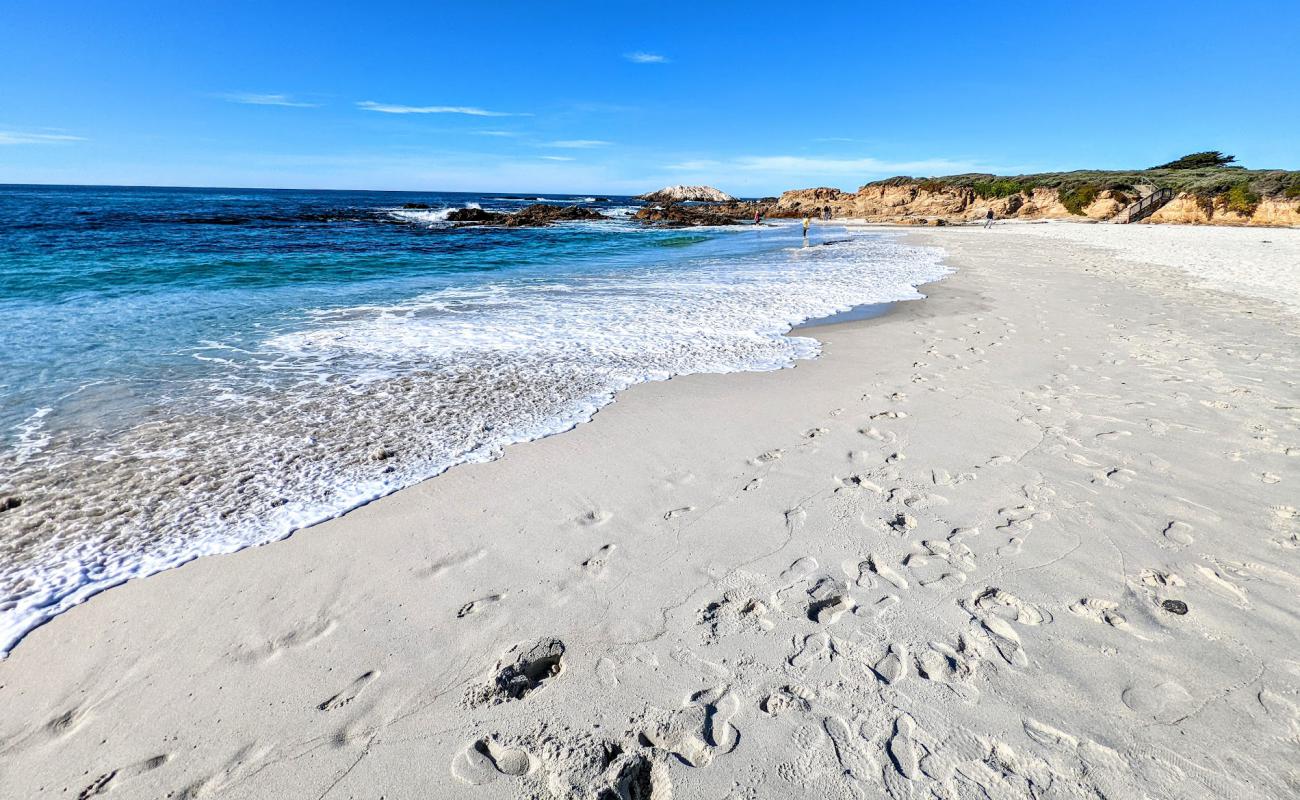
[1139,568,1184,589]
[663,506,694,520]
[780,555,818,585]
[457,593,505,618]
[872,643,908,684]
[808,594,855,624]
[1069,598,1128,629]
[1092,466,1136,488]
[1121,681,1195,723]
[642,685,740,769]
[805,427,830,439]
[997,537,1024,556]
[77,755,171,799]
[861,554,908,590]
[425,548,487,579]
[603,753,672,800]
[229,615,338,664]
[318,670,379,711]
[753,449,784,464]
[971,587,1047,625]
[45,706,90,739]
[916,637,982,699]
[451,738,538,785]
[1162,521,1195,547]
[859,426,898,444]
[1193,565,1249,606]
[742,477,762,492]
[760,684,813,717]
[868,594,901,618]
[581,544,616,576]
[464,638,566,707]
[837,474,874,492]
[576,508,612,527]
[886,713,923,780]
[788,632,832,671]
[823,715,877,783]
[977,614,1028,667]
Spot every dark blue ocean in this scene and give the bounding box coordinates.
[0,184,947,654]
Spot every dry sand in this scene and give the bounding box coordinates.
[1,223,1298,799]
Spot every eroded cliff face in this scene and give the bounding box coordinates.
[773,184,1300,227]
[1146,196,1300,227]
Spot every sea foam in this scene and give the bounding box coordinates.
[0,225,947,657]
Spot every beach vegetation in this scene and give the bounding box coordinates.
[972,179,1031,199]
[1058,184,1101,215]
[1154,151,1236,170]
[1223,182,1260,215]
[864,163,1300,205]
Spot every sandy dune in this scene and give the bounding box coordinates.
[1,224,1297,799]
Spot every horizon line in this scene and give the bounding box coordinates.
[0,180,782,198]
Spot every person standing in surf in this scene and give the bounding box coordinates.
[802,216,811,238]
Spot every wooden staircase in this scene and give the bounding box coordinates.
[1111,187,1175,224]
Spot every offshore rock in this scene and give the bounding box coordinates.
[636,185,737,203]
[633,203,745,227]
[449,204,608,227]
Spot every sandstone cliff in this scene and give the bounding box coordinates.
[771,184,1300,227]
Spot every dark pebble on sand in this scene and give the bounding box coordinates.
[1161,599,1188,615]
[0,496,21,513]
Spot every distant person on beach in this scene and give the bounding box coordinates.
[822,207,831,221]
[984,208,995,229]
[754,209,760,225]
[802,216,811,237]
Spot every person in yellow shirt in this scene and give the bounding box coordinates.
[802,216,811,237]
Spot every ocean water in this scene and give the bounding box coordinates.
[0,184,948,655]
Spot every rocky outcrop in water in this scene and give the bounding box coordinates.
[636,185,737,203]
[633,203,746,227]
[449,204,608,227]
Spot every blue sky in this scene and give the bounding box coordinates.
[2,1,1296,195]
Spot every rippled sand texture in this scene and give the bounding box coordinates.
[1,224,1297,799]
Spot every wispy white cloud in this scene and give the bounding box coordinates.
[357,101,523,117]
[546,139,611,149]
[221,92,319,108]
[665,159,723,171]
[624,52,668,64]
[540,155,575,161]
[0,130,85,145]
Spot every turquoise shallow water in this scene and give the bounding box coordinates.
[0,184,948,655]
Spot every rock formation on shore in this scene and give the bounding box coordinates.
[636,185,737,203]
[448,204,608,227]
[766,166,1300,227]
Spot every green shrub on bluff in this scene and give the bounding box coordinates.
[1059,184,1101,216]
[1224,183,1261,215]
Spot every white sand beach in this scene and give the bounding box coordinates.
[2,223,1298,799]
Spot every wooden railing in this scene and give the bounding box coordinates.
[1115,187,1175,223]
